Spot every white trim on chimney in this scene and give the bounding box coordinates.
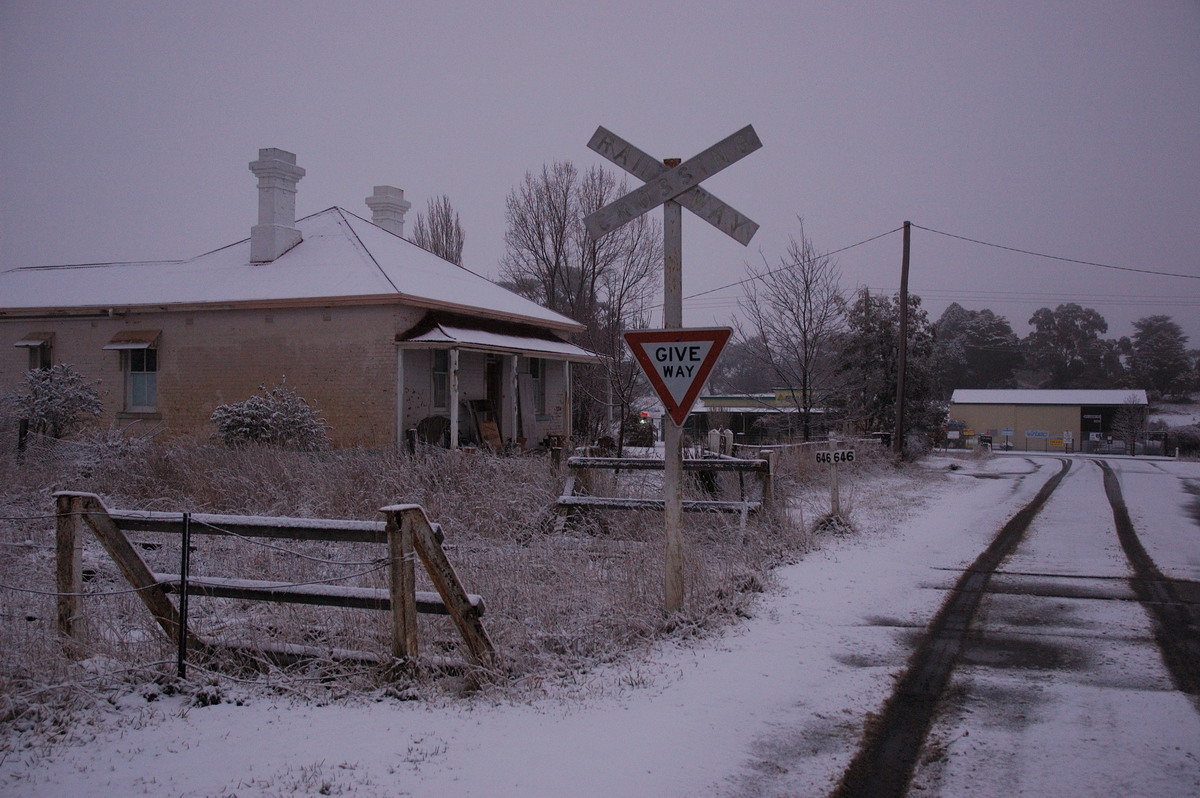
[365,185,412,237]
[249,148,306,263]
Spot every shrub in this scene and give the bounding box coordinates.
[621,412,657,448]
[210,383,330,451]
[4,364,102,439]
[1172,424,1200,456]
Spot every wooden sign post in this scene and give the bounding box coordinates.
[584,125,760,612]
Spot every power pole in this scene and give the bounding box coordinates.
[894,221,911,457]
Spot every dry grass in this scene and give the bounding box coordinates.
[0,434,819,713]
[0,428,958,759]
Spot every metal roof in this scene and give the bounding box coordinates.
[950,389,1148,406]
[0,207,583,333]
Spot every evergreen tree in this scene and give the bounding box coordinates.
[831,289,938,444]
[1022,303,1125,388]
[1129,315,1192,399]
[932,303,1022,395]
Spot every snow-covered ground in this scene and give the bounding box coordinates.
[2,453,1197,797]
[1151,398,1200,428]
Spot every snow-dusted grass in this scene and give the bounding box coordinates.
[0,436,964,796]
[0,435,887,739]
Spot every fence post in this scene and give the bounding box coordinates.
[386,508,419,663]
[75,493,184,646]
[177,512,192,679]
[55,493,84,649]
[404,506,496,669]
[760,450,774,510]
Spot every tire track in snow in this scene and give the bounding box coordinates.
[1099,460,1200,695]
[831,458,1071,798]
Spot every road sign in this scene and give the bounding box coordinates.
[625,328,731,426]
[816,450,855,464]
[584,125,762,241]
[587,127,759,245]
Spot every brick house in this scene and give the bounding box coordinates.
[0,148,597,449]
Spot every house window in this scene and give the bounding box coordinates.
[432,350,449,410]
[125,348,158,411]
[103,330,160,413]
[14,332,53,369]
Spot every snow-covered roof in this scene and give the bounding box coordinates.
[399,322,600,362]
[951,389,1148,406]
[0,207,582,333]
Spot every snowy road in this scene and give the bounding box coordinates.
[844,456,1200,797]
[2,454,1198,797]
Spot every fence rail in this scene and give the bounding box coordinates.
[554,452,773,532]
[53,492,493,671]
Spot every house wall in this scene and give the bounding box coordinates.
[2,304,424,448]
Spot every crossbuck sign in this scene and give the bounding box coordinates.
[583,124,761,613]
[584,125,761,245]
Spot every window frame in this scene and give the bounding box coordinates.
[123,347,158,413]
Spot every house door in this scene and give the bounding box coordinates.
[485,355,503,436]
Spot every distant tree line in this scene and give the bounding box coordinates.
[708,220,1197,448]
[429,180,1198,452]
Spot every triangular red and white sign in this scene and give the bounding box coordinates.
[624,327,731,427]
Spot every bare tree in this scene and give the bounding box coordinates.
[1111,393,1148,455]
[411,195,465,266]
[501,162,662,443]
[735,221,845,441]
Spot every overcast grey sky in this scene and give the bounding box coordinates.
[3,1,1198,343]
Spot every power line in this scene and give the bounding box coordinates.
[911,224,1200,281]
[682,226,905,302]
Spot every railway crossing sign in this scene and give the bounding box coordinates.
[625,327,731,427]
[583,123,760,614]
[586,127,760,245]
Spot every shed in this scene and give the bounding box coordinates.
[948,389,1149,453]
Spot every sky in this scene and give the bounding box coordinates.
[2,1,1198,344]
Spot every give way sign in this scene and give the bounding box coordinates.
[625,327,731,427]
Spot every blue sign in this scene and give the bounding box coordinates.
[1025,430,1050,439]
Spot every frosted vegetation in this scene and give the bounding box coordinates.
[0,422,918,748]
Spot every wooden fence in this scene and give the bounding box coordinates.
[53,492,495,671]
[555,452,773,532]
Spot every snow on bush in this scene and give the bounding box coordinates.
[4,364,102,438]
[210,383,330,451]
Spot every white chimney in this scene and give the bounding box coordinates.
[249,148,306,262]
[365,185,412,236]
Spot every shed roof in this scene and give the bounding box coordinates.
[950,389,1148,406]
[0,207,583,333]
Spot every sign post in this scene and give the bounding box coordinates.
[815,450,855,517]
[586,125,760,612]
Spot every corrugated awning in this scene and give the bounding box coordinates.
[103,330,161,350]
[13,331,53,347]
[397,323,600,362]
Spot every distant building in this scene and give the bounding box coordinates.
[685,388,831,444]
[948,389,1149,453]
[1,148,598,449]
